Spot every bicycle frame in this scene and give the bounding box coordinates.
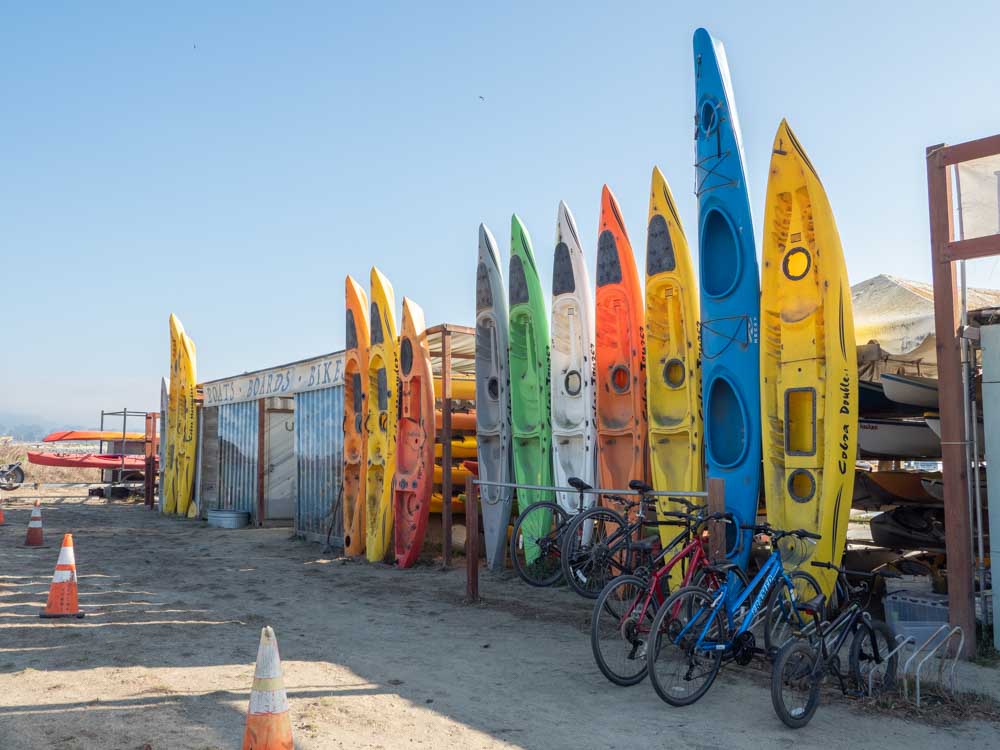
[679,549,803,653]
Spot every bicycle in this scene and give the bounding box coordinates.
[591,505,748,686]
[509,477,593,586]
[560,480,666,599]
[647,524,822,707]
[771,561,899,729]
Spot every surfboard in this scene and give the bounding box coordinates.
[365,267,399,562]
[476,224,514,571]
[508,214,553,556]
[693,28,760,568]
[343,275,370,556]
[550,201,597,518]
[645,166,703,567]
[760,119,858,596]
[393,298,435,568]
[595,186,648,509]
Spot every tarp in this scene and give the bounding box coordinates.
[852,274,1000,378]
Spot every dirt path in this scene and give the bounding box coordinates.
[0,498,994,749]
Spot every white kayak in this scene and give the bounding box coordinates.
[550,201,597,517]
[880,373,938,408]
[476,224,514,571]
[858,418,941,459]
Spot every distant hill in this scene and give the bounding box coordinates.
[0,411,85,442]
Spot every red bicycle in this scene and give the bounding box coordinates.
[589,498,747,686]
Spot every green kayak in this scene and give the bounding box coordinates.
[508,214,553,562]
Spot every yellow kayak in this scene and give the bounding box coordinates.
[165,314,198,517]
[760,120,858,597]
[434,436,478,459]
[433,377,476,401]
[645,167,703,580]
[365,267,399,562]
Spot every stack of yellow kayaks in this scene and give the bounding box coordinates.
[760,120,858,597]
[164,314,198,518]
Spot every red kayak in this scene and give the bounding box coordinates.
[44,430,147,442]
[28,452,152,470]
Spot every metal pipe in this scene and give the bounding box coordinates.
[472,479,708,498]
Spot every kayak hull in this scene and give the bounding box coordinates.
[343,276,370,556]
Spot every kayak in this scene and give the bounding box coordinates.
[550,201,597,518]
[759,120,858,597]
[29,452,150,471]
[645,166,702,568]
[44,430,147,443]
[694,28,761,569]
[343,275,370,556]
[393,298,436,568]
[475,223,514,571]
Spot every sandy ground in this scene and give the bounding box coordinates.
[0,497,996,750]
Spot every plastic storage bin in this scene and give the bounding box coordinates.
[884,590,950,648]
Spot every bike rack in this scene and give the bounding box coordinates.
[900,625,964,707]
[868,633,913,697]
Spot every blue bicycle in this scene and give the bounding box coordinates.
[647,523,822,707]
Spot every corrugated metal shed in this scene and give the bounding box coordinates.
[217,401,258,514]
[294,386,344,543]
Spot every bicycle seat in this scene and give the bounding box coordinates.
[797,594,827,617]
[628,480,653,493]
[567,477,593,492]
[631,535,660,552]
[703,560,740,576]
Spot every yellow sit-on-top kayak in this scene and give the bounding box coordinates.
[645,166,703,581]
[761,120,858,597]
[365,267,399,562]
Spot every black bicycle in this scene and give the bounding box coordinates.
[770,561,899,729]
[509,477,592,587]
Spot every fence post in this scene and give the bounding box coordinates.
[707,478,726,561]
[465,477,479,603]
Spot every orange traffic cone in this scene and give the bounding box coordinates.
[40,534,85,619]
[243,626,293,750]
[24,500,44,546]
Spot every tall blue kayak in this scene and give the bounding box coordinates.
[693,27,760,569]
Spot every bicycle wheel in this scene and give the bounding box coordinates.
[771,639,822,729]
[763,570,822,653]
[510,501,569,587]
[590,575,653,686]
[647,586,724,707]
[849,618,898,695]
[560,507,631,598]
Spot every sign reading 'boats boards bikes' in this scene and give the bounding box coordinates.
[203,352,345,407]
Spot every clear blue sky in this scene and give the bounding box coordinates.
[4,1,1000,425]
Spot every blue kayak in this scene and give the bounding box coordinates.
[693,27,760,569]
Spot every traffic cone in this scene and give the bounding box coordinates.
[40,534,85,619]
[243,626,293,750]
[24,500,44,546]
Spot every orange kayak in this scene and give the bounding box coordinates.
[393,299,436,568]
[435,410,475,431]
[595,185,649,505]
[44,430,146,442]
[29,451,150,470]
[343,276,370,556]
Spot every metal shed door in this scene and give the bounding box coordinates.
[265,408,296,520]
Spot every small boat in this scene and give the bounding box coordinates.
[921,475,987,503]
[880,373,938,408]
[44,430,147,443]
[866,470,939,503]
[858,418,941,459]
[870,507,946,551]
[858,380,923,418]
[923,412,985,444]
[28,452,150,471]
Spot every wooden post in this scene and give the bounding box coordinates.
[441,329,453,567]
[706,478,726,561]
[927,144,975,657]
[465,477,479,602]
